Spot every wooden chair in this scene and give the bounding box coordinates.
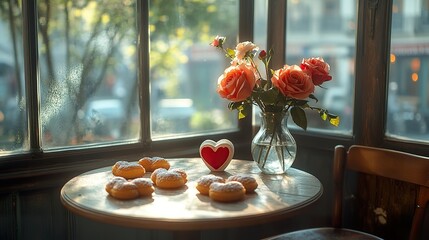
[265,145,429,240]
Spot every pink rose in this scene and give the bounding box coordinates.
[271,65,315,99]
[217,63,257,102]
[235,41,258,60]
[300,57,332,85]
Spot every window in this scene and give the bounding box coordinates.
[286,0,357,134]
[387,0,429,143]
[0,0,242,155]
[0,1,26,153]
[37,0,139,148]
[149,0,239,138]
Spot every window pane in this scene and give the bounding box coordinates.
[286,0,356,134]
[38,0,140,148]
[149,0,239,138]
[0,1,27,153]
[387,0,429,142]
[254,0,268,48]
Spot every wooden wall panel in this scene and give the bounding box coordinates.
[73,215,152,240]
[18,188,68,240]
[0,193,17,240]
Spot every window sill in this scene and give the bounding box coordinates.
[0,132,252,193]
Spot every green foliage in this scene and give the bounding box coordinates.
[290,106,308,130]
[225,48,235,59]
[228,101,251,119]
[257,88,278,105]
[319,109,340,127]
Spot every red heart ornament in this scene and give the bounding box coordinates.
[199,139,234,171]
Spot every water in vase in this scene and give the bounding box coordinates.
[251,142,296,174]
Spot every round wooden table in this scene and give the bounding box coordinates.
[60,158,322,231]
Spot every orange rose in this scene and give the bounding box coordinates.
[300,57,332,85]
[271,65,314,99]
[217,64,257,102]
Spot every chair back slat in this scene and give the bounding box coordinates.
[347,145,429,187]
[332,145,347,228]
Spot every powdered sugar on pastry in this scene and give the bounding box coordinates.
[112,161,145,179]
[196,174,225,195]
[227,174,258,193]
[209,181,245,202]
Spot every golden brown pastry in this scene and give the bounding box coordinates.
[209,181,246,203]
[105,177,154,200]
[150,168,187,189]
[138,157,170,172]
[196,174,225,195]
[227,174,258,193]
[112,161,145,179]
[105,177,139,200]
[131,178,155,197]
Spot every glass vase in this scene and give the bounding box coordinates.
[251,111,297,174]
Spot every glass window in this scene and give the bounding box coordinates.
[254,0,268,48]
[386,0,429,142]
[149,0,239,138]
[38,0,140,148]
[1,0,242,154]
[286,0,357,134]
[0,1,27,153]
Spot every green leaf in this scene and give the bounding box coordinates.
[226,48,235,59]
[256,80,268,90]
[293,99,309,107]
[329,116,340,126]
[327,112,338,119]
[309,94,318,103]
[259,88,279,104]
[237,106,245,119]
[229,101,252,119]
[237,103,251,119]
[290,106,307,130]
[319,109,340,127]
[319,109,327,120]
[228,101,243,110]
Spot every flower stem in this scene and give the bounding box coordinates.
[261,113,278,169]
[249,57,264,82]
[264,57,272,90]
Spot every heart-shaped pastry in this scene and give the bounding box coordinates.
[199,139,234,171]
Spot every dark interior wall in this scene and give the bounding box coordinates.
[0,146,335,240]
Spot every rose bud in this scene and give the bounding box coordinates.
[258,50,267,60]
[211,35,225,48]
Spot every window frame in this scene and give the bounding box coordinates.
[353,0,428,155]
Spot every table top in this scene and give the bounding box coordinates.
[60,158,323,230]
